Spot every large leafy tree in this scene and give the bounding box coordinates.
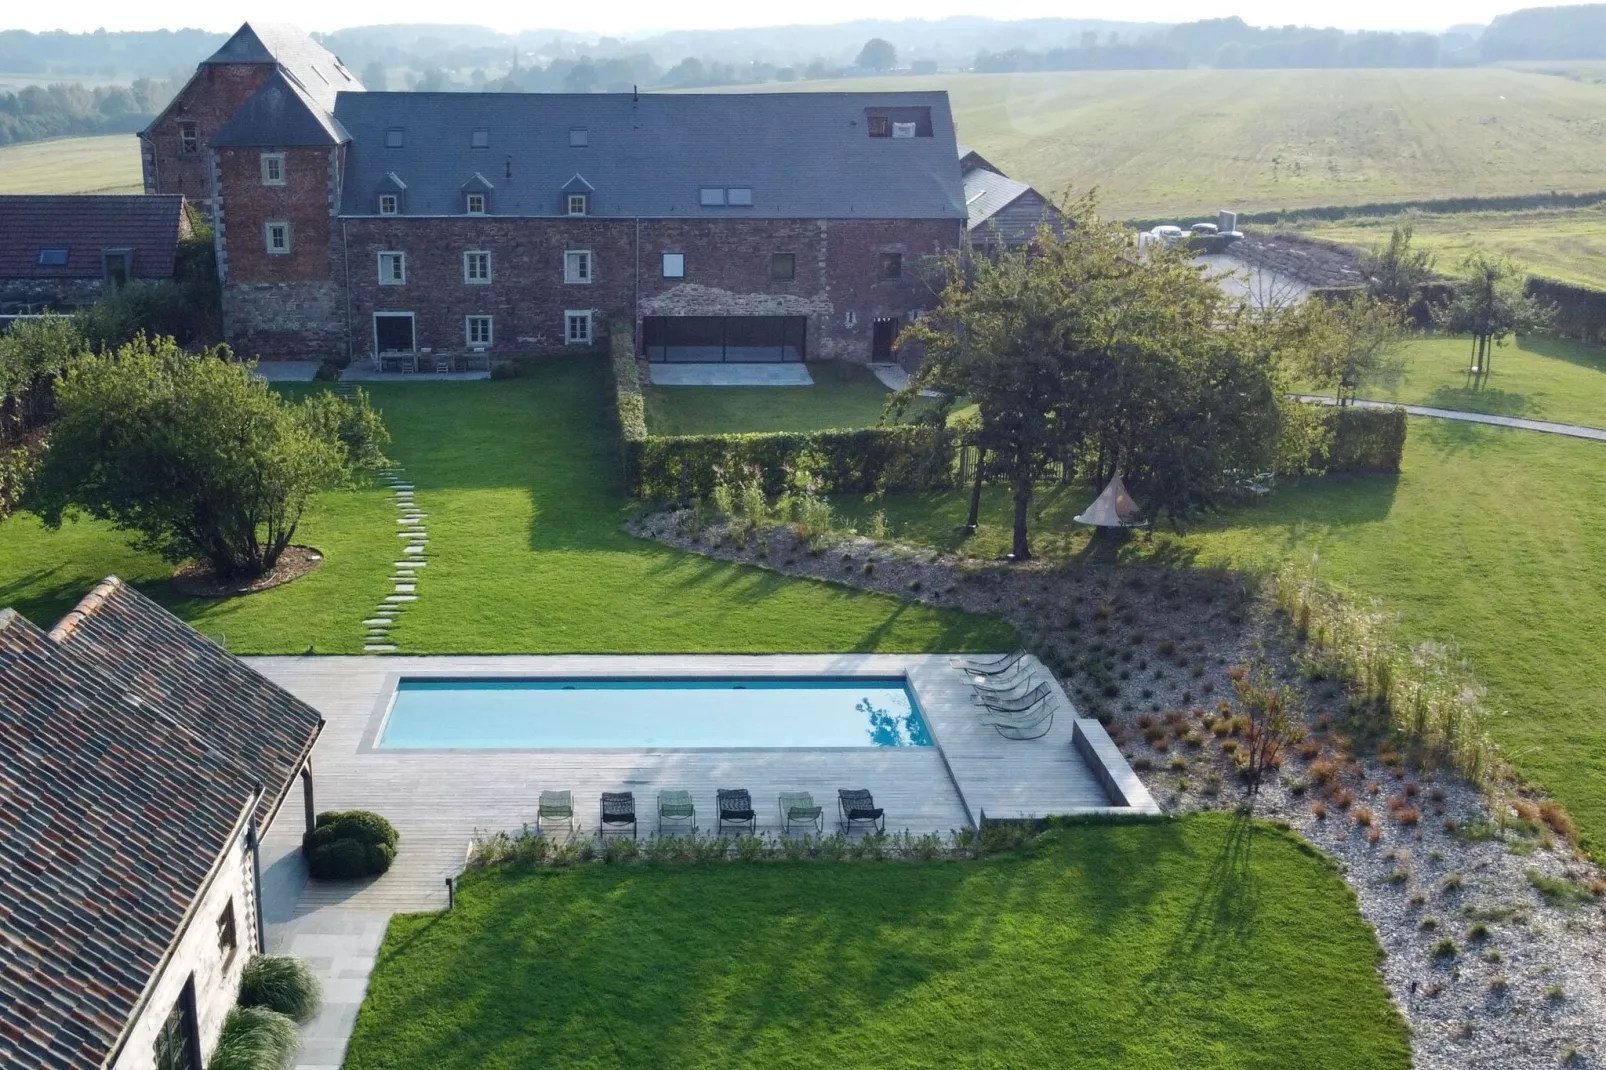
[1359,225,1435,310]
[856,38,898,71]
[29,335,389,579]
[1436,252,1553,387]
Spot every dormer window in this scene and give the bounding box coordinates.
[865,108,933,138]
[867,116,890,137]
[569,128,588,147]
[566,193,588,217]
[471,128,490,149]
[385,127,404,148]
[378,194,398,215]
[465,193,486,215]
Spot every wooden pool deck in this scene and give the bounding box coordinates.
[247,654,1153,916]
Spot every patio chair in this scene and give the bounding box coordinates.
[600,791,637,839]
[971,668,1041,700]
[657,790,696,836]
[778,791,825,835]
[979,696,1055,740]
[948,649,1026,677]
[974,681,1053,714]
[536,790,574,835]
[837,789,885,835]
[716,788,757,835]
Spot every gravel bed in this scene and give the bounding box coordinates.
[632,510,1606,1068]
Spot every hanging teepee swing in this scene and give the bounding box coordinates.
[1074,472,1147,529]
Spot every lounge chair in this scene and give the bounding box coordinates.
[979,696,1055,740]
[970,660,1036,694]
[837,789,885,834]
[536,790,574,835]
[974,681,1053,714]
[716,788,757,835]
[657,790,696,836]
[778,791,824,835]
[600,791,637,839]
[948,649,1026,677]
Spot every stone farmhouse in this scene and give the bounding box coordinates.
[0,195,190,318]
[134,23,1054,370]
[0,579,324,1070]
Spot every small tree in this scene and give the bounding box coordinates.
[1229,663,1300,802]
[0,314,85,442]
[28,336,389,579]
[1360,225,1435,310]
[1299,295,1407,406]
[856,38,898,72]
[1435,252,1553,386]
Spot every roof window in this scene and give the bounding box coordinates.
[37,247,69,267]
[385,127,404,148]
[569,127,588,147]
[727,187,753,206]
[865,107,933,138]
[471,128,490,149]
[699,187,725,207]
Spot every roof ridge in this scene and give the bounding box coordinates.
[47,576,124,644]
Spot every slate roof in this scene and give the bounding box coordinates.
[212,67,351,148]
[964,168,1035,228]
[0,602,261,1070]
[334,91,967,220]
[0,196,187,279]
[201,22,359,113]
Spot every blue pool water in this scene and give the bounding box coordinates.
[379,677,933,749]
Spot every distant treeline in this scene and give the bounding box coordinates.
[0,79,176,147]
[0,28,219,79]
[1480,4,1606,60]
[977,18,1463,72]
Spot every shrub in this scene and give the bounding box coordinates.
[1323,405,1406,474]
[1430,938,1458,961]
[489,361,521,380]
[313,360,341,382]
[206,1006,300,1070]
[1537,801,1575,839]
[303,810,398,880]
[238,955,322,1022]
[1311,800,1328,820]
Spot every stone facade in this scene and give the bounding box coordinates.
[110,828,257,1070]
[0,276,107,314]
[142,64,274,205]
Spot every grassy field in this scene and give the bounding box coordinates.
[841,420,1606,858]
[0,134,143,194]
[0,360,1011,654]
[1295,207,1606,291]
[644,361,900,434]
[1304,333,1606,428]
[735,68,1606,219]
[343,813,1408,1070]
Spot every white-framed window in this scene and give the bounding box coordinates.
[566,193,588,217]
[178,121,198,155]
[378,251,406,285]
[465,193,486,215]
[699,187,725,207]
[260,152,285,186]
[727,186,753,206]
[264,221,290,255]
[564,249,592,284]
[565,310,593,345]
[466,315,493,347]
[463,250,491,284]
[378,193,398,215]
[569,127,588,147]
[844,310,857,328]
[661,253,685,279]
[471,128,490,149]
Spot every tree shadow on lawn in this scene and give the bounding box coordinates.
[1519,334,1606,376]
[1421,383,1537,420]
[1143,810,1261,1000]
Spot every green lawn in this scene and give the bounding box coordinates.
[1305,334,1606,428]
[643,361,902,434]
[344,813,1409,1070]
[846,420,1606,859]
[0,359,1011,654]
[0,134,143,194]
[1297,207,1606,292]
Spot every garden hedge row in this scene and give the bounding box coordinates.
[1324,405,1407,474]
[608,316,959,500]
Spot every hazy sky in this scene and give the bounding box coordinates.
[11,1,1548,35]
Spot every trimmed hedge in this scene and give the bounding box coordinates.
[205,1006,299,1070]
[303,810,398,881]
[1325,405,1407,474]
[608,314,959,500]
[1527,276,1606,345]
[1125,190,1606,230]
[238,955,322,1023]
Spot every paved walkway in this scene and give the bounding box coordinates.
[1296,395,1606,442]
[250,360,320,382]
[648,363,814,386]
[868,363,943,397]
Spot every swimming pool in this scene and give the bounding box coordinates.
[377,677,933,749]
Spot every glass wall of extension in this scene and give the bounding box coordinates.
[642,315,806,362]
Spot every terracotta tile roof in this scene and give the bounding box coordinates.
[0,195,188,280]
[48,578,324,829]
[0,606,260,1070]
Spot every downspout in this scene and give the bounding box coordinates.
[247,813,267,953]
[342,218,353,366]
[634,217,641,353]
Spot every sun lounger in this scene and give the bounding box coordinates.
[537,790,574,835]
[837,788,885,834]
[975,681,1053,714]
[657,790,696,836]
[600,791,637,839]
[778,791,824,835]
[971,671,1041,701]
[948,649,1026,676]
[979,696,1055,740]
[716,788,757,835]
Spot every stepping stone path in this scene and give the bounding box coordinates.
[338,378,427,653]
